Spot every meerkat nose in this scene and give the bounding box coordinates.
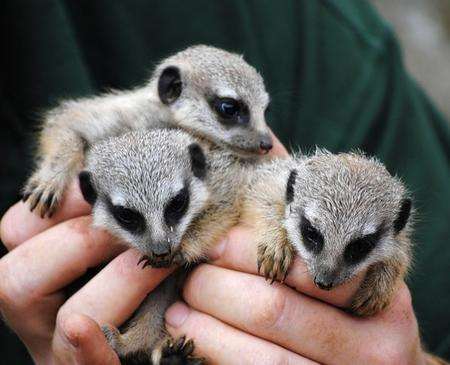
[152,243,171,256]
[314,277,334,291]
[259,137,273,154]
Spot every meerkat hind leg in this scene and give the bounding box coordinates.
[153,335,205,365]
[103,269,203,364]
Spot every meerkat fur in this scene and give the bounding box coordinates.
[241,150,413,316]
[23,45,272,217]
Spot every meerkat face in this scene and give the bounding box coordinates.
[79,130,209,266]
[284,152,412,290]
[150,45,272,156]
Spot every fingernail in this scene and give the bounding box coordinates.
[208,236,228,260]
[165,302,190,328]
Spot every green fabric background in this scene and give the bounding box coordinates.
[1,0,449,362]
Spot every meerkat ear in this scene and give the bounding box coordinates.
[79,171,97,205]
[158,66,182,104]
[188,143,207,179]
[393,198,412,233]
[286,169,298,204]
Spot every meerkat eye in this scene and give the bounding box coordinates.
[300,217,324,254]
[111,205,146,233]
[212,97,249,125]
[164,186,190,227]
[344,231,381,265]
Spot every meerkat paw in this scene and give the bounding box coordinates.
[153,336,205,365]
[22,168,67,218]
[257,242,294,284]
[350,287,391,317]
[137,253,173,269]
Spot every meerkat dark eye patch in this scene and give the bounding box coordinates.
[164,186,190,227]
[286,169,298,204]
[212,97,249,125]
[110,205,146,234]
[158,66,182,104]
[393,198,412,233]
[188,143,207,179]
[79,171,97,205]
[300,216,324,254]
[344,229,383,265]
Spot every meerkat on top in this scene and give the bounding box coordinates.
[242,150,413,317]
[23,45,272,218]
[79,128,254,364]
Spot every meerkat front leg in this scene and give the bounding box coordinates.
[176,203,241,264]
[23,90,167,217]
[350,257,406,316]
[22,125,85,218]
[256,227,295,284]
[240,190,294,283]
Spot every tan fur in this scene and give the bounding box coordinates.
[240,161,294,282]
[181,202,241,263]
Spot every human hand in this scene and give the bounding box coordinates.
[0,181,173,364]
[164,226,426,365]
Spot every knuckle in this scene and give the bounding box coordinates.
[0,211,20,249]
[0,261,29,310]
[56,311,94,344]
[272,353,291,365]
[66,217,98,252]
[365,339,408,365]
[252,285,287,329]
[386,284,416,329]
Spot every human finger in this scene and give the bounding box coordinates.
[52,312,121,365]
[180,264,371,364]
[209,225,363,308]
[165,301,317,365]
[1,180,90,250]
[59,249,173,327]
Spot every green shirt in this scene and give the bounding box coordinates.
[1,0,449,361]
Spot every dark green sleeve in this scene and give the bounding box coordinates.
[1,0,449,361]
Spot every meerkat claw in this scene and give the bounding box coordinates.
[138,255,150,267]
[159,336,204,365]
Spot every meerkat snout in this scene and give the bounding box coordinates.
[150,243,171,256]
[314,277,334,290]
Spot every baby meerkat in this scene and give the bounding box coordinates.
[23,45,272,218]
[79,128,253,364]
[241,150,413,316]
